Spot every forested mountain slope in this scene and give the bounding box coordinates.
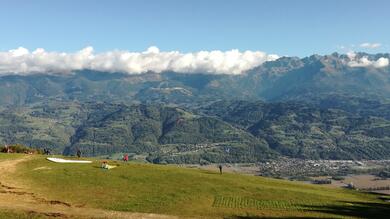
[1,53,390,162]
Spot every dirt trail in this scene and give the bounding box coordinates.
[0,156,180,219]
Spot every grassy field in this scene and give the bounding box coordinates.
[0,210,49,219]
[1,154,390,218]
[0,153,25,161]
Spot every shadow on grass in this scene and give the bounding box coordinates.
[227,201,390,219]
[227,217,318,219]
[198,170,221,175]
[303,201,390,219]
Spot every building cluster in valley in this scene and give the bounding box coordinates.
[257,157,390,178]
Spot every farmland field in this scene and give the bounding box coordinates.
[319,175,390,195]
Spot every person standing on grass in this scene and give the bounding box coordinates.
[5,144,10,153]
[218,164,223,174]
[45,148,51,155]
[123,153,129,162]
[77,149,82,158]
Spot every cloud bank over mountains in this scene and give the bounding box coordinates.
[347,52,389,68]
[0,47,388,76]
[0,46,279,75]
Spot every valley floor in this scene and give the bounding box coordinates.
[0,154,389,218]
[311,175,390,195]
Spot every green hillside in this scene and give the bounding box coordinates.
[67,103,272,163]
[0,154,389,218]
[201,100,390,160]
[1,99,390,161]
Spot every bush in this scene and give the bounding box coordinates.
[312,179,332,184]
[289,175,312,181]
[331,176,345,180]
[0,144,42,154]
[377,170,390,179]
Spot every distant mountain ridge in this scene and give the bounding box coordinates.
[1,52,390,162]
[0,52,389,107]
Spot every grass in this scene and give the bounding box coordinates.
[3,154,389,218]
[0,153,25,161]
[0,210,52,219]
[212,196,327,210]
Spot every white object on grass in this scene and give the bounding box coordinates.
[46,157,92,164]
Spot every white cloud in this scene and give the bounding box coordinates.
[347,52,389,68]
[0,46,279,75]
[359,42,381,49]
[373,57,390,68]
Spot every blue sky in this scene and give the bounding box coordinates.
[0,0,389,56]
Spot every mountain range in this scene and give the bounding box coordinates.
[1,52,390,162]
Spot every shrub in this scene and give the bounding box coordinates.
[331,176,345,180]
[0,144,42,154]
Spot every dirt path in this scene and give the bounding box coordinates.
[0,156,181,219]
